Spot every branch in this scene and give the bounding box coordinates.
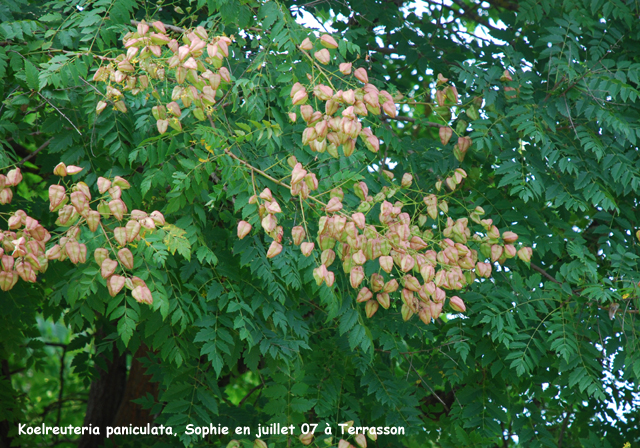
[238,383,264,407]
[17,138,53,166]
[530,262,562,285]
[381,114,445,128]
[130,20,186,34]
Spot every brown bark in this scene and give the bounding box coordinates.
[77,344,127,448]
[113,344,158,427]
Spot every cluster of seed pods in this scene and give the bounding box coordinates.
[0,165,165,304]
[288,35,400,158]
[0,168,22,205]
[93,21,232,133]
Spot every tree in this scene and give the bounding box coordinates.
[1,0,639,447]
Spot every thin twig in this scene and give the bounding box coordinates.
[37,92,82,135]
[130,19,186,34]
[18,138,53,165]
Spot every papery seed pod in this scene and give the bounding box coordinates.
[354,67,368,83]
[292,89,308,106]
[301,242,314,256]
[449,296,466,312]
[418,305,432,325]
[109,199,127,221]
[1,254,14,271]
[132,285,153,305]
[77,243,87,264]
[49,185,66,211]
[325,197,343,213]
[339,62,353,75]
[0,271,17,291]
[379,255,393,273]
[314,48,331,65]
[401,288,416,312]
[157,119,169,134]
[237,221,252,239]
[382,101,396,118]
[65,241,81,264]
[70,191,88,214]
[383,279,399,293]
[108,275,126,297]
[290,226,305,246]
[124,220,141,242]
[370,273,385,292]
[299,433,314,446]
[324,270,335,287]
[7,168,23,186]
[321,249,336,267]
[261,214,277,233]
[53,162,68,177]
[352,250,366,265]
[504,244,516,258]
[439,126,453,145]
[150,211,165,226]
[365,300,379,318]
[265,201,282,214]
[404,275,422,292]
[502,231,518,243]
[259,188,273,201]
[101,258,118,278]
[373,292,389,309]
[66,165,84,175]
[401,173,413,188]
[141,217,156,230]
[117,248,134,270]
[400,254,415,272]
[320,34,338,49]
[300,37,313,51]
[491,245,503,262]
[0,188,13,205]
[517,247,532,263]
[266,241,282,259]
[476,261,491,278]
[350,266,364,288]
[114,227,127,247]
[356,287,373,303]
[46,245,62,260]
[313,265,326,285]
[94,248,109,266]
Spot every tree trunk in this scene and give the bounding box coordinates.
[77,344,127,448]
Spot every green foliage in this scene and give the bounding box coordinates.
[1,0,640,447]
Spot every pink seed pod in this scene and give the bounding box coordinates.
[125,220,141,242]
[237,221,252,240]
[354,67,368,83]
[6,168,23,186]
[325,197,343,213]
[291,226,305,246]
[350,266,364,289]
[365,300,379,318]
[300,37,313,51]
[108,199,127,221]
[65,165,84,175]
[132,285,153,305]
[404,274,422,292]
[150,211,165,226]
[319,34,338,49]
[266,241,282,259]
[53,163,68,177]
[502,231,518,243]
[376,293,390,309]
[356,287,373,303]
[339,62,352,75]
[449,296,466,312]
[491,245,503,262]
[114,227,127,247]
[117,248,134,270]
[379,255,393,273]
[383,279,399,293]
[108,275,125,297]
[94,248,109,266]
[101,258,118,278]
[517,247,532,263]
[301,242,314,256]
[314,48,331,65]
[439,126,453,145]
